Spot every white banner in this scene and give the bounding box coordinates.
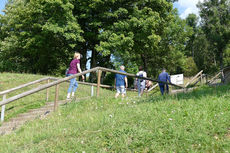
[171,74,184,85]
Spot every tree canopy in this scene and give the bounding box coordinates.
[0,0,229,79]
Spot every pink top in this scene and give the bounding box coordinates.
[67,59,80,74]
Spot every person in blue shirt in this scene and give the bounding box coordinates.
[158,68,171,95]
[115,65,128,98]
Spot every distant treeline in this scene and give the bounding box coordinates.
[0,0,229,81]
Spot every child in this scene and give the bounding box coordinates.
[66,52,85,100]
[136,66,147,97]
[115,65,128,98]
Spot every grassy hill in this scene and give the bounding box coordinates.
[0,73,230,152]
[0,72,116,122]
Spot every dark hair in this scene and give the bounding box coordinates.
[162,68,166,71]
[139,66,143,71]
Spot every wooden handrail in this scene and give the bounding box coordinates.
[147,84,158,92]
[97,67,184,88]
[49,77,113,88]
[0,67,99,107]
[0,66,184,107]
[0,77,50,96]
[49,77,137,91]
[208,72,221,84]
[185,70,203,87]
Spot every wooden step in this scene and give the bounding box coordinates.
[0,99,83,135]
[9,114,40,122]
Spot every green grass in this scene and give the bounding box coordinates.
[0,72,118,122]
[0,74,230,152]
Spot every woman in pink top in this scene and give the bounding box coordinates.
[66,52,85,100]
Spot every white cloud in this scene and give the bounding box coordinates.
[175,0,204,19]
[180,7,198,19]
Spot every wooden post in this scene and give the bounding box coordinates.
[221,70,225,83]
[200,74,203,85]
[91,85,94,97]
[54,84,59,111]
[97,70,102,97]
[1,94,6,122]
[46,79,50,101]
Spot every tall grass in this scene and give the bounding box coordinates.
[0,81,229,152]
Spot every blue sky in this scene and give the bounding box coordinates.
[173,0,203,19]
[1,0,202,18]
[0,0,7,15]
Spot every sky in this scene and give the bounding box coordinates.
[174,0,204,19]
[0,0,7,15]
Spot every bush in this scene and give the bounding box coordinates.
[183,57,198,76]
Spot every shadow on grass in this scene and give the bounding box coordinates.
[142,84,230,104]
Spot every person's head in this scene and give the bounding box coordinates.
[120,65,125,70]
[74,52,81,59]
[139,66,143,71]
[162,68,166,72]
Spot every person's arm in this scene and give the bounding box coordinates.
[167,73,171,83]
[136,72,139,81]
[125,77,128,88]
[77,63,85,80]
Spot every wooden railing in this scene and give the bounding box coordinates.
[0,67,183,122]
[185,70,204,88]
[208,72,221,84]
[0,77,51,122]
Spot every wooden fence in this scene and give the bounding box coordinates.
[0,67,183,122]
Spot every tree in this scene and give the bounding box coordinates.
[0,0,83,74]
[193,29,218,74]
[197,0,230,71]
[97,6,191,77]
[71,0,180,79]
[185,13,199,57]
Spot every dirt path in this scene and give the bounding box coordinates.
[0,97,89,135]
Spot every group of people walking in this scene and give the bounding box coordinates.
[114,65,171,98]
[66,52,171,100]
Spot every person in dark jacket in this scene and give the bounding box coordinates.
[158,68,171,95]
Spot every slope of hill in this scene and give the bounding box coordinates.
[0,76,229,152]
[0,72,114,122]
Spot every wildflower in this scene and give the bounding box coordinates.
[169,118,173,121]
[109,114,113,118]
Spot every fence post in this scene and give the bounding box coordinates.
[200,74,203,85]
[97,70,102,97]
[54,84,59,111]
[91,85,94,97]
[1,94,6,122]
[46,79,50,101]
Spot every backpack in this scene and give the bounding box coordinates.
[138,73,144,82]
